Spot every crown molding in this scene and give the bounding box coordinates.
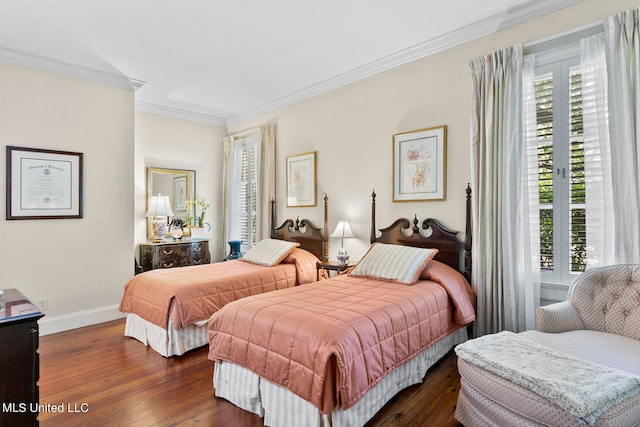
[227,0,583,125]
[0,46,226,126]
[135,101,228,127]
[0,0,583,127]
[0,46,144,91]
[496,0,584,31]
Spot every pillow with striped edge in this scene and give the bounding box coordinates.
[241,238,300,267]
[348,243,438,285]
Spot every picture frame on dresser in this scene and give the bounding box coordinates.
[6,146,83,219]
[173,175,187,212]
[393,125,446,202]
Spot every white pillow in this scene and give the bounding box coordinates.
[241,239,300,266]
[349,243,438,285]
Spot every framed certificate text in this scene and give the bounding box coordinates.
[6,146,83,219]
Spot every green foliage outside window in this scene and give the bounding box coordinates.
[535,71,586,274]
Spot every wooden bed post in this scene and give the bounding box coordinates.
[370,190,377,244]
[464,184,472,282]
[323,194,329,262]
[270,198,276,238]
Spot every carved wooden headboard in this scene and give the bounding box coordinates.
[370,186,472,281]
[270,194,329,262]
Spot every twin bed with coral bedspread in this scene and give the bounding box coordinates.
[120,247,321,356]
[120,199,329,357]
[207,188,476,426]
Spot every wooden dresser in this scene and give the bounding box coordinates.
[139,239,211,272]
[0,289,44,426]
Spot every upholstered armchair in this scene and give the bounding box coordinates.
[455,264,640,426]
[536,264,640,340]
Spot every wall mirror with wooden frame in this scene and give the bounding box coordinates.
[146,167,195,239]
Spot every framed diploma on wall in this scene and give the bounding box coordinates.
[6,146,83,219]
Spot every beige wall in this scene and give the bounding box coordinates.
[0,66,226,335]
[0,61,135,334]
[134,111,227,260]
[229,0,640,262]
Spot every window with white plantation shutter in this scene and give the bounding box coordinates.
[228,133,260,252]
[533,43,589,283]
[239,145,258,249]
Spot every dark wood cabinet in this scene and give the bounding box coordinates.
[0,289,44,427]
[139,239,211,272]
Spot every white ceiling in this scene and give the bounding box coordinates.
[0,0,581,126]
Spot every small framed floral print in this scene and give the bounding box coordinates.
[393,126,446,202]
[286,151,316,207]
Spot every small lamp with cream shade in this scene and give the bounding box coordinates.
[331,220,355,265]
[146,194,174,242]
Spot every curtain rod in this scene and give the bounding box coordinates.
[523,21,603,53]
[230,127,260,140]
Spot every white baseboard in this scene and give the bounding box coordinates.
[39,304,126,336]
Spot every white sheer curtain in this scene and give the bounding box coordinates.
[581,33,615,267]
[522,54,542,331]
[221,134,234,256]
[470,44,540,336]
[222,131,259,251]
[222,123,276,254]
[258,123,276,240]
[604,9,640,263]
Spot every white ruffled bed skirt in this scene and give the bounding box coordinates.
[123,313,209,357]
[213,327,467,427]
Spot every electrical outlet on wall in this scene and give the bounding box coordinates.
[37,298,48,311]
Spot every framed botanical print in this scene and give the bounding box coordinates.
[286,151,316,207]
[393,125,446,202]
[173,175,187,212]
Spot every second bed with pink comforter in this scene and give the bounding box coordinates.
[208,259,476,415]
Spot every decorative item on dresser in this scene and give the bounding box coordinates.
[169,218,186,241]
[145,195,174,243]
[186,198,211,230]
[138,239,211,272]
[0,289,44,427]
[223,240,242,261]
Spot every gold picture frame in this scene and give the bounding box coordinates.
[286,151,317,207]
[393,125,446,202]
[146,167,195,239]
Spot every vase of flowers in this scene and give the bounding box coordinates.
[186,198,211,231]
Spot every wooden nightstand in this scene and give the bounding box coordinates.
[316,261,352,280]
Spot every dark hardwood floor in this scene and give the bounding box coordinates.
[38,319,463,426]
